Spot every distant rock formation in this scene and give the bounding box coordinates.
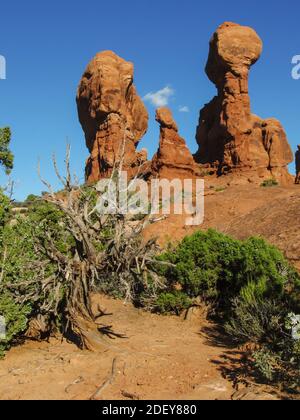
[195,22,293,184]
[151,107,198,179]
[296,145,300,184]
[77,25,293,186]
[76,51,149,183]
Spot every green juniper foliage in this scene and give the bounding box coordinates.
[155,291,192,315]
[155,229,300,311]
[0,196,73,356]
[0,127,14,175]
[155,229,300,389]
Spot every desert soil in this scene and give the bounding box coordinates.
[0,295,242,400]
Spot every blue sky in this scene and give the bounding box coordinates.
[0,0,300,200]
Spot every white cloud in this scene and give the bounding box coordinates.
[143,86,174,107]
[179,106,190,113]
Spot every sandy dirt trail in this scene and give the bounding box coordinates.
[0,295,240,400]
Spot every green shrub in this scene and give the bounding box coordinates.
[261,178,279,188]
[225,296,300,388]
[25,194,40,204]
[0,293,31,358]
[156,229,300,390]
[0,198,73,356]
[252,348,279,382]
[225,298,286,344]
[251,324,300,388]
[0,189,11,232]
[252,337,300,393]
[0,127,14,175]
[156,230,300,313]
[155,292,192,315]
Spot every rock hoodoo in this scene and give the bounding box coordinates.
[194,22,293,183]
[77,24,294,186]
[76,51,149,183]
[151,107,198,179]
[296,145,300,184]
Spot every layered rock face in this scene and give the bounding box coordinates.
[151,107,198,179]
[77,51,149,183]
[195,22,293,183]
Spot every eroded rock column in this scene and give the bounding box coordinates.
[77,51,149,183]
[195,22,293,183]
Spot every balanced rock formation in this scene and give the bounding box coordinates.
[77,51,149,183]
[195,22,293,184]
[151,107,198,179]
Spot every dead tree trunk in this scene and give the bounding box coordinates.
[35,143,164,350]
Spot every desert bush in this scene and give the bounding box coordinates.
[155,229,300,315]
[225,298,286,344]
[252,340,300,388]
[225,297,300,386]
[155,229,300,390]
[0,197,73,355]
[261,178,279,188]
[155,291,192,315]
[0,293,31,358]
[252,348,280,383]
[0,189,33,356]
[0,127,14,175]
[250,313,300,388]
[0,189,11,232]
[223,266,300,389]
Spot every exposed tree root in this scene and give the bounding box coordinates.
[90,357,118,400]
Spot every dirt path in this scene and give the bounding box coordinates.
[0,295,241,400]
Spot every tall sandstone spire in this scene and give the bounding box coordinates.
[195,22,293,184]
[76,51,149,183]
[151,107,198,179]
[77,25,293,186]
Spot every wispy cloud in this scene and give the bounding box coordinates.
[143,86,175,107]
[179,106,190,113]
